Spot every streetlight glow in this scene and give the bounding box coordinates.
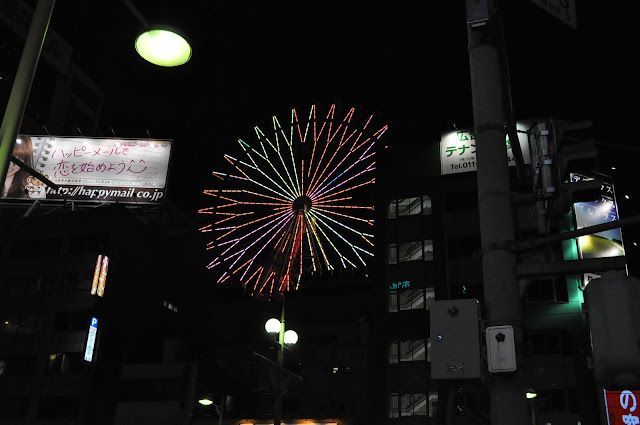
[135,27,192,67]
[526,391,538,399]
[284,329,298,345]
[197,397,214,406]
[265,318,281,334]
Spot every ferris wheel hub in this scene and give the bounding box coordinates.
[292,195,312,212]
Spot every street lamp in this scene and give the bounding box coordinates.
[0,0,191,192]
[197,397,214,406]
[265,302,298,425]
[135,26,192,67]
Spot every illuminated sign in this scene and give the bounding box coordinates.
[91,255,109,297]
[84,317,98,362]
[2,136,172,203]
[440,122,531,175]
[571,173,625,288]
[604,389,640,425]
[389,280,411,290]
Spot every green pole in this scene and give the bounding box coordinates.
[0,0,56,189]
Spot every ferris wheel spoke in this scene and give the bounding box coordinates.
[238,138,297,200]
[219,211,295,282]
[304,212,334,270]
[272,116,302,197]
[305,115,377,196]
[305,108,356,196]
[309,138,376,199]
[254,127,299,198]
[309,210,371,266]
[310,209,374,240]
[313,206,374,226]
[308,213,357,268]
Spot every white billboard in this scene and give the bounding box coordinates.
[440,122,531,175]
[2,136,171,203]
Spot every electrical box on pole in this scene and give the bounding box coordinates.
[430,299,482,380]
[585,271,640,389]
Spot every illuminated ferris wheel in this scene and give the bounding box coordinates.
[198,105,388,299]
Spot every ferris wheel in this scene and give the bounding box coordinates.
[199,105,388,298]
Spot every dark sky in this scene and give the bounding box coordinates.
[36,1,640,259]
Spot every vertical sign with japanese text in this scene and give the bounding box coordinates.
[84,317,99,362]
[91,255,109,297]
[440,122,531,175]
[2,136,172,203]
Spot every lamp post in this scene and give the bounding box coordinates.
[197,395,224,425]
[264,302,298,425]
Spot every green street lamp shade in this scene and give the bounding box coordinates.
[135,27,192,67]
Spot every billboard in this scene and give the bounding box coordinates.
[2,136,171,203]
[604,389,640,425]
[571,173,626,288]
[440,122,531,175]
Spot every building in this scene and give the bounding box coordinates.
[374,128,608,425]
[0,202,206,425]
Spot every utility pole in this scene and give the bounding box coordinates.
[0,0,56,189]
[465,2,529,424]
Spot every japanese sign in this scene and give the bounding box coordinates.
[440,122,531,175]
[572,173,626,288]
[2,136,172,203]
[604,389,640,425]
[84,317,99,362]
[389,280,412,290]
[91,255,109,297]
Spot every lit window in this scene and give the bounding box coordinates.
[388,287,435,313]
[389,393,428,417]
[388,240,434,263]
[387,196,432,218]
[389,340,427,363]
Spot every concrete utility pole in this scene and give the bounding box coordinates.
[465,2,529,425]
[0,0,56,188]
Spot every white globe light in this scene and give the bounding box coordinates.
[265,318,281,334]
[284,329,298,345]
[526,391,537,399]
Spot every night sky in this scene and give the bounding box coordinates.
[26,1,640,271]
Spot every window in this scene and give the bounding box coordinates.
[526,330,571,356]
[54,311,91,332]
[428,392,439,418]
[47,353,83,375]
[388,240,434,264]
[388,196,432,218]
[0,396,28,420]
[389,393,428,418]
[524,278,569,303]
[38,396,79,420]
[388,287,435,312]
[389,339,427,363]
